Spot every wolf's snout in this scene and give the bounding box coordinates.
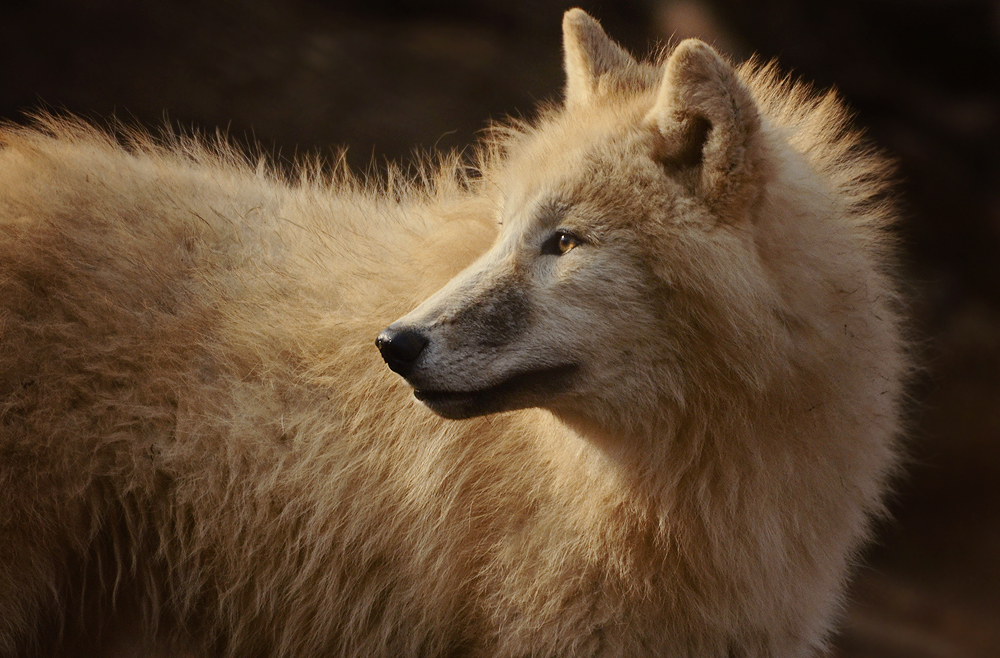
[376,327,428,377]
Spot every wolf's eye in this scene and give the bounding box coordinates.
[541,230,582,256]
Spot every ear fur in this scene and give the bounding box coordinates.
[648,39,762,213]
[562,8,638,108]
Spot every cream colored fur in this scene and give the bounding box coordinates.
[0,9,906,658]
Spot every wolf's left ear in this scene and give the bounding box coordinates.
[563,8,638,108]
[648,40,762,213]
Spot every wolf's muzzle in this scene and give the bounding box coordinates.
[376,327,428,378]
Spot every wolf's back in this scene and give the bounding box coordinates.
[0,116,503,657]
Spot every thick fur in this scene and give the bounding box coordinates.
[0,9,906,658]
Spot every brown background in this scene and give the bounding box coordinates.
[2,1,998,655]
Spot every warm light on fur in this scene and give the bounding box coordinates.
[0,9,906,658]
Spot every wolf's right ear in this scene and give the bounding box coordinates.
[648,40,762,215]
[562,8,637,108]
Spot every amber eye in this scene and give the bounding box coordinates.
[541,230,582,256]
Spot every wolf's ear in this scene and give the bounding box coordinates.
[563,8,637,108]
[648,39,762,213]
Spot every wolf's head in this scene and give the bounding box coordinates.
[377,10,803,434]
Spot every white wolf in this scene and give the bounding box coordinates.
[0,8,904,658]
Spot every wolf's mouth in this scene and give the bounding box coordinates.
[413,363,579,420]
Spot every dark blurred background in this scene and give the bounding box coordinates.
[2,1,998,655]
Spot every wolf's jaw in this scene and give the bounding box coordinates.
[412,363,579,420]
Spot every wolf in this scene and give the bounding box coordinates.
[0,8,904,658]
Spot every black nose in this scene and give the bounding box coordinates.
[375,327,428,377]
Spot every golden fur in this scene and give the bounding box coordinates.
[0,10,906,657]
